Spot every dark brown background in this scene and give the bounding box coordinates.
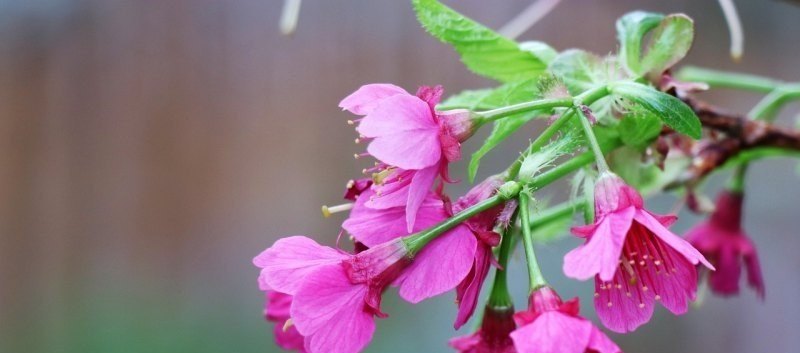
[1,1,798,352]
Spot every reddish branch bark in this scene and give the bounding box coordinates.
[670,97,800,184]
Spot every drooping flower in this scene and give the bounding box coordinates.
[254,236,413,353]
[562,172,714,333]
[510,287,621,353]
[342,188,477,303]
[685,190,765,299]
[453,175,508,329]
[340,84,479,230]
[264,291,306,353]
[449,305,517,353]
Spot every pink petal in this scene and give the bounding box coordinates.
[273,322,307,352]
[358,95,442,169]
[684,223,722,251]
[594,274,655,333]
[395,225,477,303]
[448,332,481,351]
[563,207,635,281]
[651,212,678,227]
[570,223,598,238]
[365,131,441,170]
[744,249,766,300]
[339,83,408,116]
[365,169,413,210]
[253,236,348,295]
[415,85,444,107]
[405,165,440,232]
[510,311,593,353]
[454,243,493,329]
[586,325,621,353]
[708,244,741,296]
[291,266,375,353]
[343,189,446,247]
[357,95,436,136]
[265,291,292,321]
[647,246,696,315]
[594,173,643,217]
[634,211,714,270]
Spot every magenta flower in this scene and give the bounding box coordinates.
[342,188,477,303]
[562,172,714,333]
[340,84,478,231]
[685,190,765,299]
[449,305,516,353]
[453,175,508,329]
[510,287,621,353]
[264,291,306,353]
[254,236,413,353]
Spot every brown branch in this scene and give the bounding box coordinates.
[670,97,800,184]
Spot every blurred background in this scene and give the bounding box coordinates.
[1,1,799,352]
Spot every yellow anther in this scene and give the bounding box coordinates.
[322,203,354,218]
[283,319,294,332]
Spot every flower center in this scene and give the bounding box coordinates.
[595,222,680,308]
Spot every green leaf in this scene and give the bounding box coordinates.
[618,110,663,149]
[412,0,547,82]
[611,82,701,139]
[530,211,573,243]
[640,14,694,77]
[468,114,538,182]
[616,11,664,76]
[548,49,607,95]
[439,79,539,111]
[519,41,558,64]
[610,147,691,196]
[437,88,497,111]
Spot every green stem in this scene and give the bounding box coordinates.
[504,110,576,180]
[721,147,800,168]
[747,88,800,122]
[529,200,586,232]
[504,85,611,180]
[525,138,618,190]
[477,97,573,122]
[404,182,521,254]
[518,192,548,292]
[576,106,610,173]
[728,164,747,193]
[487,214,518,307]
[677,66,780,93]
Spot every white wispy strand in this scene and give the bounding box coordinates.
[717,0,744,61]
[280,0,302,36]
[499,0,562,39]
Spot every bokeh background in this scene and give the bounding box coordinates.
[2,1,799,352]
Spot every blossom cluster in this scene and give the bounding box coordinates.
[252,82,765,353]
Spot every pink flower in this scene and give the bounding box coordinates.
[264,291,307,353]
[685,190,765,299]
[453,175,508,329]
[254,236,413,353]
[340,84,478,231]
[562,172,714,333]
[342,188,477,303]
[449,305,516,353]
[510,287,621,353]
